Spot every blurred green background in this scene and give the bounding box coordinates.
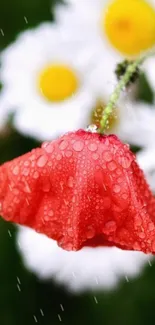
[1,1,155,324]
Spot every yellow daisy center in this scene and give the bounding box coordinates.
[38,64,79,102]
[102,0,155,55]
[91,100,119,130]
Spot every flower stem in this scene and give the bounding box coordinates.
[99,52,153,134]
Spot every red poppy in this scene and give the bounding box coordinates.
[0,130,155,253]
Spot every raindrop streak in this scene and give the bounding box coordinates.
[17,284,21,292]
[0,29,4,36]
[58,314,62,322]
[125,276,129,282]
[8,230,12,237]
[60,304,64,312]
[24,16,28,23]
[148,260,152,267]
[33,315,38,323]
[40,309,44,316]
[17,276,21,284]
[94,296,98,304]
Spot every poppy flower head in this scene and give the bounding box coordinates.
[0,129,155,253]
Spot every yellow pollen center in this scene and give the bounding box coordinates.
[38,64,79,102]
[91,100,119,131]
[102,0,155,55]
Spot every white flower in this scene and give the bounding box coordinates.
[137,146,155,192]
[54,0,155,57]
[0,22,100,141]
[17,226,152,293]
[113,101,155,147]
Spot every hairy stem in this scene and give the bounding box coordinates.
[99,52,153,134]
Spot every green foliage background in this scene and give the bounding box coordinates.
[0,1,155,324]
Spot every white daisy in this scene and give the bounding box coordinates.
[17,226,151,292]
[112,100,155,147]
[54,0,155,57]
[0,22,102,141]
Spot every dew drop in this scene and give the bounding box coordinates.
[44,143,54,154]
[64,242,73,251]
[12,166,19,175]
[33,171,39,179]
[133,241,141,251]
[88,143,97,152]
[22,168,30,176]
[119,156,133,169]
[68,227,74,237]
[103,151,112,162]
[56,154,62,161]
[117,177,123,184]
[59,140,68,150]
[48,210,54,217]
[148,222,155,231]
[37,155,48,167]
[64,150,72,158]
[68,176,74,188]
[107,161,117,171]
[92,153,99,160]
[24,161,30,167]
[104,221,116,232]
[73,141,84,152]
[13,188,19,195]
[113,184,121,194]
[86,227,95,239]
[122,193,128,200]
[139,232,145,239]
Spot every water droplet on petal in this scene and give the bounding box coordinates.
[86,227,95,239]
[67,227,74,237]
[119,156,133,169]
[59,140,68,150]
[68,176,74,188]
[44,143,54,154]
[104,221,116,233]
[73,141,84,152]
[92,153,99,160]
[65,150,72,157]
[48,210,54,217]
[133,241,141,251]
[56,153,62,161]
[139,232,145,239]
[13,166,19,175]
[22,168,30,176]
[103,151,112,162]
[113,184,121,194]
[33,171,39,179]
[24,161,30,167]
[148,222,155,231]
[37,155,48,167]
[107,161,117,171]
[88,143,97,152]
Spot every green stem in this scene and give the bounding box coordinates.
[99,52,153,134]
